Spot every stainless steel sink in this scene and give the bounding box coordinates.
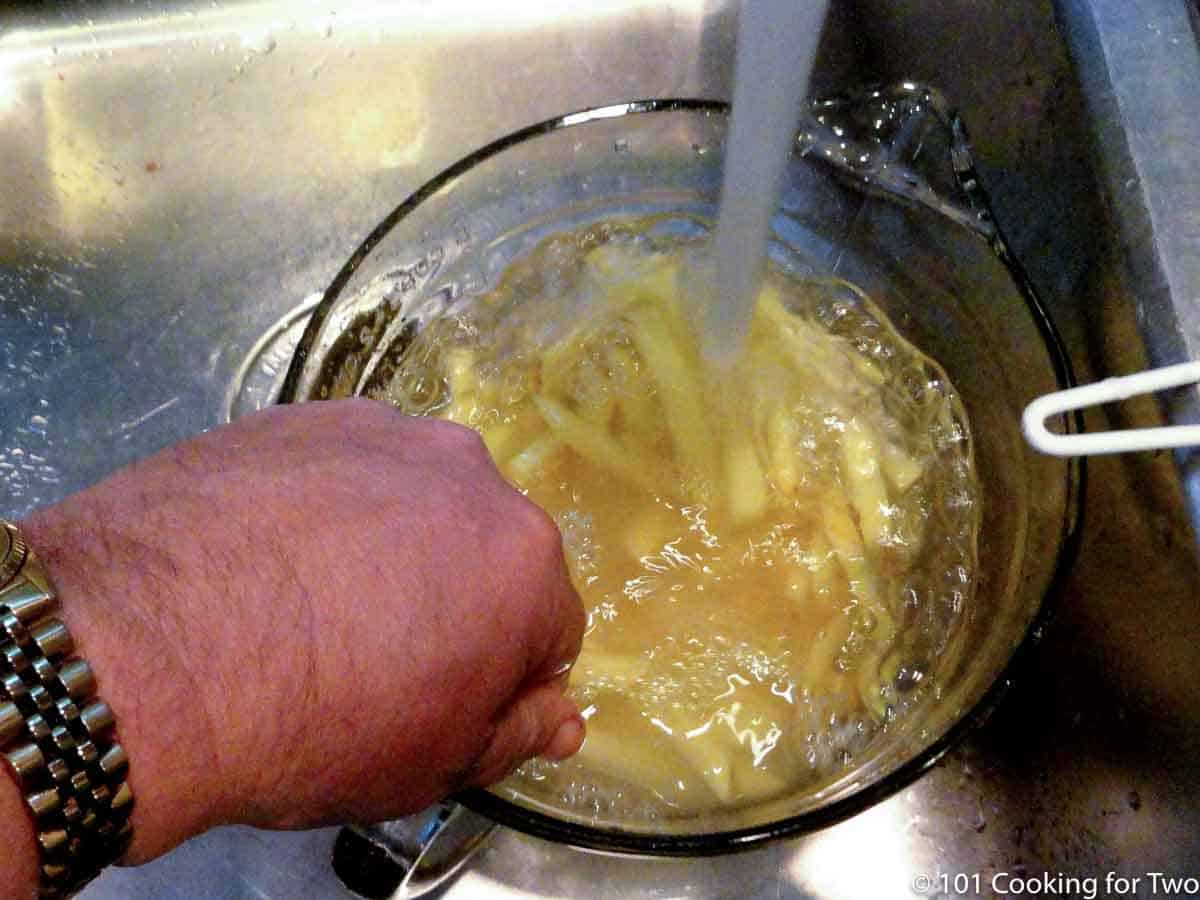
[2,1,1198,897]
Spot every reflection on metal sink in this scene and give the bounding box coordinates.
[2,2,1197,898]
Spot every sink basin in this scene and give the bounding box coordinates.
[2,1,1197,897]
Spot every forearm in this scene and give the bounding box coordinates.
[1,506,228,893]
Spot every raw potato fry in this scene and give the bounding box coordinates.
[822,490,897,643]
[858,659,889,721]
[624,506,676,561]
[880,647,904,687]
[655,696,791,805]
[807,532,837,601]
[443,347,477,396]
[604,343,664,446]
[625,304,717,492]
[505,433,562,488]
[724,433,769,526]
[480,404,543,465]
[575,373,617,426]
[539,336,584,398]
[757,288,877,403]
[637,257,682,309]
[539,250,680,399]
[603,343,640,387]
[803,602,852,692]
[440,347,480,425]
[661,715,736,803]
[734,757,791,803]
[766,406,801,496]
[612,386,662,448]
[841,416,893,547]
[821,491,903,720]
[882,440,924,494]
[576,723,717,808]
[480,421,516,460]
[532,395,668,495]
[849,351,887,386]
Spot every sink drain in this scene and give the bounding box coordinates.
[223,294,321,422]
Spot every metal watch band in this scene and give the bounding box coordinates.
[0,521,134,898]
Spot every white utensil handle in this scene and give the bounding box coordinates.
[1023,361,1200,456]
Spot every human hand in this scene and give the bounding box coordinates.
[14,399,585,869]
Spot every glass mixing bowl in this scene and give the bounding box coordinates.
[279,86,1083,855]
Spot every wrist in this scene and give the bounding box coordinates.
[18,504,229,865]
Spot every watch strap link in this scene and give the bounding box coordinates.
[0,522,133,898]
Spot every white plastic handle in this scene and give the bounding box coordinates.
[1022,361,1200,457]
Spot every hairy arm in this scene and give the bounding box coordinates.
[1,400,585,898]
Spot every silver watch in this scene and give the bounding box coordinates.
[0,520,134,898]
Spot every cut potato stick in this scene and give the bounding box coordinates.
[443,347,477,396]
[623,506,677,562]
[441,396,477,427]
[664,699,789,805]
[575,717,717,808]
[879,648,904,687]
[808,532,837,603]
[857,649,891,722]
[577,385,617,427]
[841,416,892,547]
[673,731,736,804]
[766,406,801,497]
[537,251,678,397]
[480,404,544,465]
[733,760,791,803]
[504,433,562,488]
[532,395,669,496]
[440,348,481,425]
[631,255,682,310]
[757,287,880,402]
[724,433,769,526]
[803,604,853,692]
[605,344,665,448]
[612,386,663,448]
[821,490,898,645]
[538,337,585,398]
[603,343,640,387]
[848,351,887,386]
[625,304,717,492]
[881,440,924,494]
